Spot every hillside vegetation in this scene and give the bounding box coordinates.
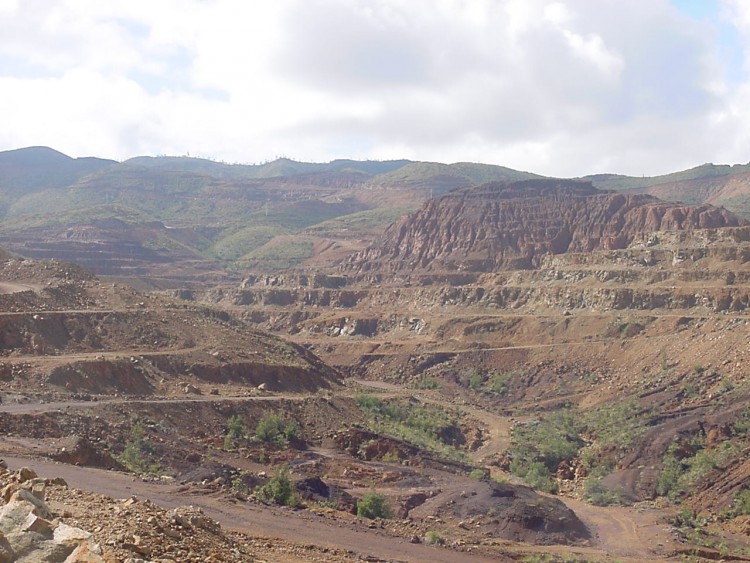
[2,146,750,280]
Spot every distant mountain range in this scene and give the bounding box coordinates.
[0,146,748,282]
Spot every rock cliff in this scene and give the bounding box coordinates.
[344,179,745,274]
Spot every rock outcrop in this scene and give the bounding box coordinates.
[0,466,103,562]
[344,179,745,274]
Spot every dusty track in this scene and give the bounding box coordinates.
[0,393,308,414]
[352,380,677,561]
[559,497,674,562]
[1,455,500,563]
[0,282,39,294]
[0,380,678,561]
[3,346,200,363]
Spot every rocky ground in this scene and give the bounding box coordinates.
[1,181,750,561]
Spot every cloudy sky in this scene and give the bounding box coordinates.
[1,0,749,177]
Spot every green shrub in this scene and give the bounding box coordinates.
[508,409,585,493]
[488,371,512,395]
[682,384,698,398]
[671,508,705,529]
[657,447,683,499]
[469,468,487,480]
[381,452,400,463]
[730,489,750,517]
[231,472,252,495]
[356,393,405,423]
[255,413,301,446]
[357,492,392,519]
[355,393,464,460]
[658,439,738,501]
[465,369,484,391]
[425,530,445,545]
[580,399,650,472]
[255,465,296,506]
[117,418,158,474]
[520,461,558,494]
[583,478,624,506]
[511,410,583,472]
[732,408,750,436]
[412,376,442,390]
[224,415,247,449]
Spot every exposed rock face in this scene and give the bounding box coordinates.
[0,467,104,562]
[344,180,745,274]
[51,437,126,471]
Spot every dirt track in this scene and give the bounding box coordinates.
[559,497,674,561]
[1,455,500,563]
[0,282,39,294]
[0,379,680,562]
[346,380,678,561]
[0,393,305,414]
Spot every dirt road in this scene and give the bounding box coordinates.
[0,378,680,561]
[352,379,677,561]
[0,282,39,294]
[1,455,501,563]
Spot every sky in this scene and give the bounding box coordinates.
[1,0,750,177]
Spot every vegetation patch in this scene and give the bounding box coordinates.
[410,375,442,390]
[459,368,514,396]
[727,489,750,518]
[209,225,283,263]
[255,413,301,447]
[356,491,392,520]
[223,414,248,449]
[255,465,298,507]
[509,409,583,493]
[658,438,739,501]
[579,399,650,473]
[304,207,411,236]
[582,478,625,506]
[116,418,160,475]
[240,239,314,270]
[424,530,445,545]
[355,393,465,461]
[731,407,750,436]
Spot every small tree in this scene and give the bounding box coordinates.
[224,415,247,449]
[255,413,300,446]
[357,491,391,519]
[255,465,296,506]
[118,418,157,474]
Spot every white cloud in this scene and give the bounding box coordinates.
[0,0,747,175]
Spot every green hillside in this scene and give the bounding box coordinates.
[126,155,412,179]
[372,161,542,193]
[0,147,115,195]
[3,146,748,277]
[585,163,750,191]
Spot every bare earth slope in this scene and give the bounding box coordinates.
[345,179,745,274]
[3,174,750,560]
[200,180,750,559]
[0,254,339,401]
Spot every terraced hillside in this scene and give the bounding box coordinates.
[184,180,750,559]
[3,153,750,560]
[0,251,618,562]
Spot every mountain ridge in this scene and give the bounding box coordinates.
[2,145,750,277]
